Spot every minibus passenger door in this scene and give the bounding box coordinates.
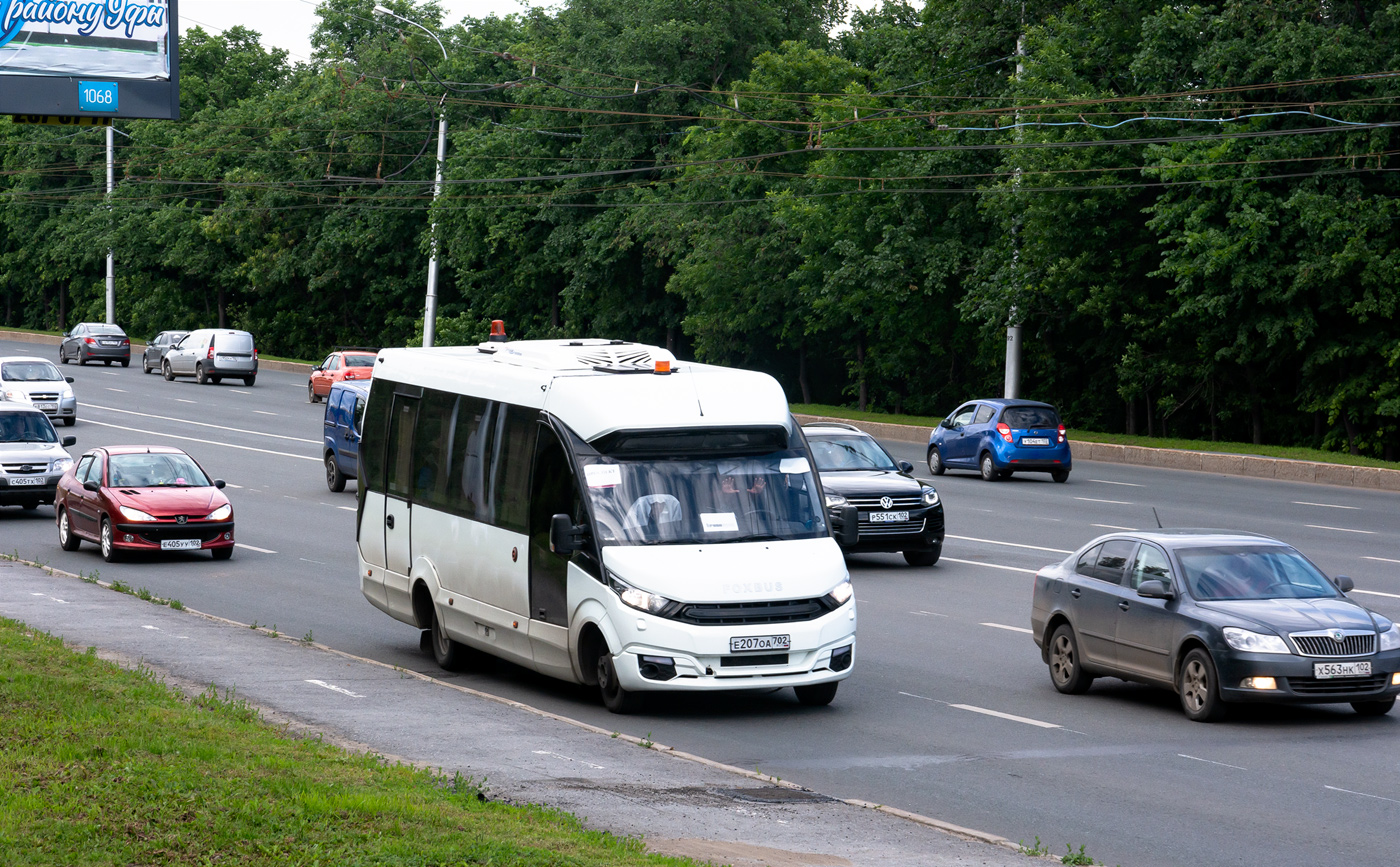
[528,426,580,627]
[384,395,418,595]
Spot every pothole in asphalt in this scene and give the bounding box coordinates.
[714,787,833,804]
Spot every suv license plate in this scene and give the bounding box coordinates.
[869,511,909,523]
[730,634,791,653]
[1021,437,1050,446]
[7,476,45,486]
[160,539,203,551]
[1314,661,1371,679]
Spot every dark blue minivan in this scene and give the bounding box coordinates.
[927,399,1071,482]
[324,381,369,492]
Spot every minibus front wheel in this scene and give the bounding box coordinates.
[597,651,645,715]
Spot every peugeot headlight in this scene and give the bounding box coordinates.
[825,580,853,607]
[117,506,157,522]
[608,573,674,616]
[49,456,73,473]
[1223,627,1291,655]
[206,504,232,521]
[921,487,940,506]
[824,494,848,509]
[1380,624,1400,652]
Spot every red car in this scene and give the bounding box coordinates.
[308,349,377,402]
[54,446,235,563]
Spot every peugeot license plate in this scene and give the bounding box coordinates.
[1314,661,1370,679]
[1021,437,1050,446]
[7,476,45,486]
[869,511,909,523]
[730,634,790,653]
[160,539,202,551]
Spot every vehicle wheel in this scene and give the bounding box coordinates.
[243,375,256,387]
[927,447,945,476]
[210,375,222,385]
[21,500,39,511]
[430,605,470,671]
[120,359,129,368]
[100,518,120,563]
[60,349,69,365]
[1048,624,1094,694]
[58,508,81,551]
[212,546,233,561]
[104,360,112,366]
[162,360,175,381]
[142,358,152,374]
[63,417,75,426]
[79,355,88,366]
[979,452,999,481]
[903,548,940,567]
[1179,648,1227,722]
[597,651,644,714]
[794,681,839,706]
[325,454,346,493]
[1051,469,1070,483]
[308,381,321,403]
[1352,698,1395,717]
[195,363,208,385]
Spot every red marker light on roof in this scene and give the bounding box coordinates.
[654,360,672,375]
[996,422,1013,443]
[488,320,507,343]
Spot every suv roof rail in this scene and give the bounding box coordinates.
[801,421,863,433]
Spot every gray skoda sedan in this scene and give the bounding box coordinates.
[1031,530,1400,721]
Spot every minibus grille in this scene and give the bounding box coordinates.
[674,598,827,626]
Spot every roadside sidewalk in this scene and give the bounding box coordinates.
[0,558,1035,867]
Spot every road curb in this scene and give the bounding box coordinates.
[0,329,313,374]
[795,413,1400,493]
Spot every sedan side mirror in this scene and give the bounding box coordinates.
[549,514,587,554]
[82,479,101,492]
[65,376,75,384]
[1335,574,1355,593]
[213,479,226,489]
[896,460,914,474]
[1137,579,1174,600]
[61,435,77,447]
[312,366,323,372]
[837,504,859,547]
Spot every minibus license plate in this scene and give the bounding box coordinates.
[160,539,202,551]
[731,635,790,653]
[1021,437,1050,446]
[869,511,909,523]
[1314,661,1370,679]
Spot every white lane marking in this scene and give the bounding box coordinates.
[1306,524,1375,535]
[305,680,364,698]
[899,691,936,701]
[235,543,277,554]
[981,622,1034,635]
[946,534,1073,554]
[1088,479,1143,487]
[1352,589,1400,600]
[284,495,298,500]
[84,403,317,444]
[174,399,196,403]
[1363,556,1400,564]
[253,410,277,415]
[1179,754,1246,771]
[225,483,244,489]
[532,750,605,770]
[1091,523,1138,531]
[229,389,250,394]
[300,558,327,565]
[101,370,120,376]
[949,704,1060,729]
[142,625,160,631]
[1074,496,1133,505]
[941,557,1039,575]
[1294,501,1359,510]
[80,419,319,462]
[30,592,69,604]
[909,610,948,617]
[1325,785,1400,805]
[337,505,357,512]
[106,388,127,393]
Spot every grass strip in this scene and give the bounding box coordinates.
[0,617,694,867]
[791,403,1399,470]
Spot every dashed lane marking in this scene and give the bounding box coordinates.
[234,543,277,554]
[1363,556,1400,564]
[1179,754,1246,771]
[1087,479,1143,487]
[946,534,1073,554]
[30,592,68,604]
[532,750,605,770]
[909,610,948,617]
[254,410,277,415]
[949,704,1061,729]
[1306,524,1375,535]
[305,680,364,698]
[1074,496,1133,505]
[940,557,1039,575]
[1091,524,1137,531]
[80,419,318,462]
[84,403,317,444]
[1325,785,1400,805]
[1294,501,1359,510]
[1352,589,1400,600]
[174,398,196,403]
[980,622,1034,635]
[337,506,357,512]
[106,387,127,393]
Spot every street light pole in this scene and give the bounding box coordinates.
[105,123,115,325]
[1004,10,1026,400]
[374,5,447,348]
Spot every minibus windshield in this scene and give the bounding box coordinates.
[579,451,827,546]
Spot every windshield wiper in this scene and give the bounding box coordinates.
[718,533,785,543]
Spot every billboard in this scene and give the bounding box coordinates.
[0,0,179,119]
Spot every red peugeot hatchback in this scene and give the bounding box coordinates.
[54,446,235,562]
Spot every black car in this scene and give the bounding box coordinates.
[803,422,944,566]
[141,330,189,374]
[59,323,131,367]
[1032,530,1400,721]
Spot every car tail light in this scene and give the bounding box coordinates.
[207,346,215,360]
[120,338,130,346]
[254,348,259,358]
[84,337,96,345]
[1058,424,1066,444]
[996,422,1013,443]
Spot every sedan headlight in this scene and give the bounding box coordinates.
[824,494,848,509]
[1223,627,1291,655]
[2,388,29,403]
[117,506,157,522]
[825,580,853,607]
[206,504,232,521]
[608,573,674,615]
[921,487,940,506]
[50,457,73,473]
[1380,624,1400,652]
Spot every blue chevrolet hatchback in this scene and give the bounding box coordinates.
[323,381,369,492]
[927,399,1071,482]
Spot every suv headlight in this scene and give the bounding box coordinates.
[1380,624,1400,652]
[921,487,940,506]
[824,494,847,509]
[825,580,853,607]
[206,504,232,521]
[118,506,157,522]
[1223,627,1291,654]
[50,457,73,473]
[608,572,675,616]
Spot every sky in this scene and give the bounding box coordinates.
[178,1,883,66]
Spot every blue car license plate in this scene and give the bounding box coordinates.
[1021,437,1050,446]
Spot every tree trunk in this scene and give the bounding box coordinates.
[1341,411,1361,456]
[798,345,811,405]
[1145,388,1154,438]
[855,337,868,412]
[217,286,226,329]
[58,284,66,332]
[550,287,560,330]
[1245,365,1263,445]
[665,325,675,354]
[1313,411,1324,446]
[1125,398,1136,435]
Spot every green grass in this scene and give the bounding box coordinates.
[792,403,1399,470]
[0,617,696,867]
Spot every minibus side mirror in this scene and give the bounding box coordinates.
[837,505,858,547]
[550,514,587,554]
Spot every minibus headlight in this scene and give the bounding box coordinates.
[609,573,675,616]
[825,580,853,607]
[824,494,847,509]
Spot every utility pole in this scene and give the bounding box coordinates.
[1004,10,1026,400]
[105,123,115,325]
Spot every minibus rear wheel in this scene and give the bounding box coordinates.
[597,652,644,714]
[430,606,470,671]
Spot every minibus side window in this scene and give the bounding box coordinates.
[488,404,535,533]
[360,380,394,492]
[411,390,455,506]
[442,395,490,520]
[385,396,418,499]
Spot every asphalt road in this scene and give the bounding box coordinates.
[3,335,1398,867]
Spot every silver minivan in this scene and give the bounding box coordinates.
[162,329,258,386]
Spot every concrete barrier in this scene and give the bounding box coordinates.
[794,413,1400,493]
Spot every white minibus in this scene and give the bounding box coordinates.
[356,335,856,712]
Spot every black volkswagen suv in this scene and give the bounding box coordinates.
[803,422,945,566]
